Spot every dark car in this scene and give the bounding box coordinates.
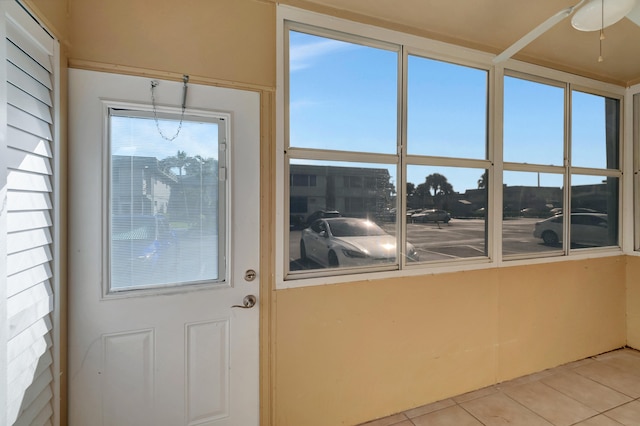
[111,215,179,289]
[410,209,451,223]
[305,209,341,226]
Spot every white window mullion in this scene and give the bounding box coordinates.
[491,64,503,264]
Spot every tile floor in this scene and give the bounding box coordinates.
[358,348,640,426]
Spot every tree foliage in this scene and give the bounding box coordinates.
[160,151,217,177]
[478,171,488,189]
[424,173,453,196]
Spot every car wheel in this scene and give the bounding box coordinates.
[542,230,559,245]
[300,240,307,260]
[328,250,339,268]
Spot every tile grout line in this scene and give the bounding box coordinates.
[358,348,640,426]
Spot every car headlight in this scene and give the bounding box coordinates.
[342,249,368,258]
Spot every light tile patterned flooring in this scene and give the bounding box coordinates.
[359,348,640,426]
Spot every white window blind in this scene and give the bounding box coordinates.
[2,2,58,425]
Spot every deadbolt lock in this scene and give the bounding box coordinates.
[244,269,257,282]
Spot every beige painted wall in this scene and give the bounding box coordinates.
[27,1,632,425]
[67,0,275,89]
[627,256,640,349]
[275,257,626,425]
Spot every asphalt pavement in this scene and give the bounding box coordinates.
[289,217,558,270]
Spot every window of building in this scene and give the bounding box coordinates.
[291,173,316,186]
[108,110,227,291]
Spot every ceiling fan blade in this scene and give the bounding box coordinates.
[626,1,640,26]
[493,0,586,64]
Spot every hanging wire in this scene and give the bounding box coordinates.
[150,75,189,141]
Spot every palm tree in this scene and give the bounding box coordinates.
[425,173,453,197]
[160,150,191,177]
[160,150,193,220]
[478,171,488,189]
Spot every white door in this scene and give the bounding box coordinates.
[67,69,260,426]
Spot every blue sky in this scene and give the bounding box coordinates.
[289,30,613,194]
[111,116,219,168]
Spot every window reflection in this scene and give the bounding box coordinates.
[110,114,223,290]
[288,161,403,272]
[570,175,618,248]
[406,166,488,262]
[503,171,563,256]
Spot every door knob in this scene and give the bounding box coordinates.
[232,295,257,309]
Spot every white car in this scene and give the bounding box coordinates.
[300,217,418,267]
[533,213,614,247]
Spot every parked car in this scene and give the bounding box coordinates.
[533,213,613,246]
[410,209,451,223]
[300,217,418,267]
[111,215,179,288]
[305,209,341,226]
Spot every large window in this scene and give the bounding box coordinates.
[109,110,227,291]
[285,24,490,279]
[503,74,620,257]
[281,12,623,284]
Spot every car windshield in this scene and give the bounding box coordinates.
[326,219,387,237]
[112,217,156,240]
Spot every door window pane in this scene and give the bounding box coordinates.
[503,171,563,255]
[406,165,487,261]
[504,76,564,166]
[570,175,618,248]
[289,160,404,271]
[109,112,224,290]
[571,91,620,169]
[407,56,488,159]
[288,30,398,154]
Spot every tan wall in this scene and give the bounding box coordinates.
[67,0,275,89]
[51,2,631,425]
[275,257,626,425]
[627,256,640,349]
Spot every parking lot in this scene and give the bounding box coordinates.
[289,217,557,270]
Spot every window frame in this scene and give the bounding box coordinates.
[276,5,626,290]
[501,71,623,259]
[103,102,230,297]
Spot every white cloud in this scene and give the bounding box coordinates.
[290,39,352,72]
